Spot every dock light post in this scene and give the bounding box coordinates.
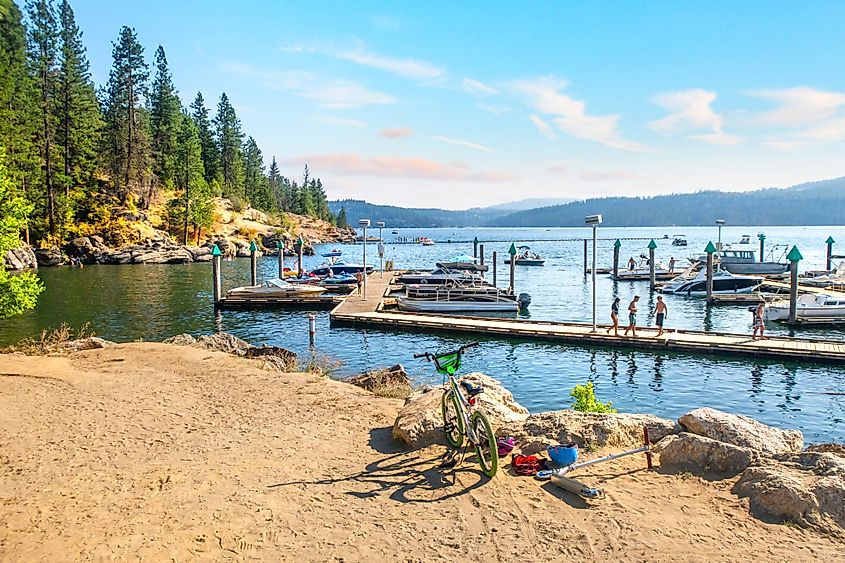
[787,246,803,326]
[826,236,836,271]
[716,219,726,254]
[377,221,385,278]
[758,233,766,263]
[359,219,370,301]
[585,214,603,332]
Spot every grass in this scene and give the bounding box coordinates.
[2,322,95,355]
[299,352,343,378]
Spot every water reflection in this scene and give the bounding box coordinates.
[651,356,665,393]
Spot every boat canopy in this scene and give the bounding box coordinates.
[435,261,489,272]
[449,253,478,263]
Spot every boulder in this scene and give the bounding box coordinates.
[244,345,297,371]
[56,337,115,353]
[34,247,63,267]
[506,410,677,452]
[392,374,529,449]
[66,236,111,264]
[679,407,803,456]
[105,250,133,265]
[163,333,197,346]
[194,254,213,262]
[3,246,38,270]
[346,364,412,398]
[194,332,253,356]
[733,464,821,527]
[658,432,755,477]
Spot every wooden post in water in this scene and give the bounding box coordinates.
[647,239,657,290]
[479,244,485,278]
[249,240,258,286]
[758,233,766,263]
[583,239,588,275]
[277,241,284,277]
[826,236,835,271]
[508,242,517,294]
[612,239,621,280]
[492,251,498,287]
[211,244,222,305]
[787,246,803,326]
[704,241,716,304]
[296,236,304,276]
[473,237,478,260]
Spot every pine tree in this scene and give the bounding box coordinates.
[190,91,219,184]
[336,206,347,228]
[56,0,100,233]
[267,155,284,210]
[103,25,149,205]
[243,136,272,211]
[26,0,60,236]
[148,45,180,191]
[214,92,244,199]
[173,110,209,244]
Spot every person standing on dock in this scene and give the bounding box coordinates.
[624,296,640,337]
[606,297,621,336]
[654,296,668,337]
[752,302,766,340]
[355,271,364,295]
[668,257,676,274]
[628,256,636,271]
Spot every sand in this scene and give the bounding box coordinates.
[1,343,842,561]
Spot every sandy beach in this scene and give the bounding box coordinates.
[1,342,842,561]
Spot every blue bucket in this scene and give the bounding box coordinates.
[547,443,579,466]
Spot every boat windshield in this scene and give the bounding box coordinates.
[266,278,289,288]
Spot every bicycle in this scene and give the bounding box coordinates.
[414,342,499,478]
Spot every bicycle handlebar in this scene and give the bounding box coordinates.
[414,342,480,360]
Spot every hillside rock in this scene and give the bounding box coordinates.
[3,246,38,270]
[56,337,115,353]
[658,432,756,477]
[194,333,253,356]
[163,333,296,371]
[34,247,63,267]
[679,407,803,456]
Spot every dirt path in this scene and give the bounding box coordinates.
[0,343,841,561]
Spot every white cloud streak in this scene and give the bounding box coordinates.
[311,114,368,128]
[284,41,444,80]
[528,114,558,140]
[463,78,498,95]
[649,89,742,145]
[432,136,494,152]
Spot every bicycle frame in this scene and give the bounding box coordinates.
[446,374,483,445]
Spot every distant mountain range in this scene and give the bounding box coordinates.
[329,178,845,228]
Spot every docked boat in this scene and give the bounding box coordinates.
[396,288,529,313]
[309,261,374,277]
[671,234,688,247]
[660,269,763,295]
[419,237,436,246]
[504,245,545,266]
[403,283,501,299]
[613,257,676,281]
[226,278,327,298]
[717,248,787,276]
[799,262,845,288]
[398,263,487,285]
[765,294,845,322]
[321,249,342,258]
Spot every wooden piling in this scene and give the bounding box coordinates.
[277,241,284,277]
[297,237,304,276]
[249,241,258,286]
[510,254,516,294]
[212,247,222,305]
[473,237,478,259]
[479,244,485,278]
[492,251,498,287]
[826,236,835,271]
[648,239,657,290]
[705,243,715,304]
[583,239,588,275]
[758,233,766,263]
[787,246,803,325]
[612,240,620,280]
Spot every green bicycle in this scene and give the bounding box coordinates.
[414,342,499,478]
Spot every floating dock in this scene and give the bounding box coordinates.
[216,294,345,310]
[328,272,845,364]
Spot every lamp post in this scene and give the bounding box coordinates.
[585,214,602,332]
[715,219,726,252]
[377,221,385,278]
[359,219,370,300]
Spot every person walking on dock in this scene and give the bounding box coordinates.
[624,296,640,337]
[654,296,668,337]
[627,256,636,271]
[668,257,676,274]
[355,271,364,295]
[606,297,621,336]
[752,302,766,340]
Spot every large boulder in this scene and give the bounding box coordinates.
[163,333,198,346]
[346,364,412,398]
[56,337,115,353]
[392,373,529,449]
[66,236,110,264]
[506,410,677,455]
[194,333,253,356]
[34,247,63,267]
[657,432,755,477]
[3,246,38,270]
[679,407,803,456]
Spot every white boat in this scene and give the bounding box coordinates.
[660,269,762,295]
[671,234,688,247]
[613,256,676,281]
[397,294,522,312]
[420,237,436,246]
[226,278,327,298]
[800,262,845,288]
[398,263,487,285]
[505,245,545,266]
[765,294,845,322]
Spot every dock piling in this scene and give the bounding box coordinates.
[308,313,316,347]
[787,246,803,325]
[492,251,498,287]
[249,240,258,286]
[479,244,485,279]
[647,239,657,290]
[758,233,766,263]
[705,241,716,304]
[583,239,588,275]
[277,241,284,277]
[826,236,835,271]
[508,242,517,294]
[296,236,304,276]
[473,237,479,259]
[613,239,621,280]
[212,244,222,305]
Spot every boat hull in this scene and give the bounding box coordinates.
[397,298,519,312]
[226,285,326,298]
[721,262,788,275]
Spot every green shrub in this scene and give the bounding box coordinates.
[570,381,616,413]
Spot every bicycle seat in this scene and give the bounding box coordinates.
[460,381,484,397]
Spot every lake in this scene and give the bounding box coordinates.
[2,225,844,443]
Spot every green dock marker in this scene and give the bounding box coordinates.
[647,239,657,250]
[277,240,283,249]
[614,239,621,248]
[212,244,222,257]
[826,236,836,244]
[508,242,517,256]
[786,246,803,262]
[758,233,766,240]
[704,241,717,254]
[249,240,257,252]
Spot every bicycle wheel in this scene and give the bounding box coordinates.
[441,391,464,449]
[470,410,498,478]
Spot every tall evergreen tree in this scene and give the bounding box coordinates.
[190,91,219,184]
[243,136,272,211]
[56,0,100,229]
[103,25,149,205]
[267,155,283,210]
[214,92,244,199]
[336,206,347,228]
[148,45,179,190]
[26,0,59,235]
[173,110,210,244]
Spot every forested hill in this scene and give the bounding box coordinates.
[486,177,845,227]
[328,199,508,228]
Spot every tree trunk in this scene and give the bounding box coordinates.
[124,77,133,204]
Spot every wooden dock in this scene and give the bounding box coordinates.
[761,279,845,297]
[216,294,345,310]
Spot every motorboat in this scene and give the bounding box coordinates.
[671,234,688,247]
[660,269,763,296]
[800,262,845,288]
[765,294,845,322]
[505,245,545,266]
[403,283,501,299]
[613,256,676,281]
[321,249,342,258]
[420,237,436,246]
[309,261,374,277]
[396,289,530,313]
[716,249,787,275]
[736,234,753,246]
[226,278,327,298]
[398,263,487,285]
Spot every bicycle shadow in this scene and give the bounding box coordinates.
[267,427,491,504]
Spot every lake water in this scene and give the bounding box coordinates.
[2,225,844,443]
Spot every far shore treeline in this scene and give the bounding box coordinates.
[331,176,845,228]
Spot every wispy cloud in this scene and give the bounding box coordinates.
[282,153,511,182]
[463,78,498,95]
[381,128,413,138]
[222,62,395,109]
[284,41,444,81]
[311,114,367,128]
[528,114,558,140]
[744,87,845,150]
[648,89,742,145]
[475,103,512,115]
[432,136,493,152]
[513,76,651,152]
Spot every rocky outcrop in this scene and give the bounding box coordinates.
[678,407,803,456]
[392,374,529,449]
[3,246,38,270]
[657,432,756,477]
[34,247,63,267]
[56,337,115,353]
[346,364,412,398]
[164,333,297,372]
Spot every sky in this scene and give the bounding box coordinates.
[70,0,845,209]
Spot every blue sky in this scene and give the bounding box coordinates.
[71,1,845,208]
